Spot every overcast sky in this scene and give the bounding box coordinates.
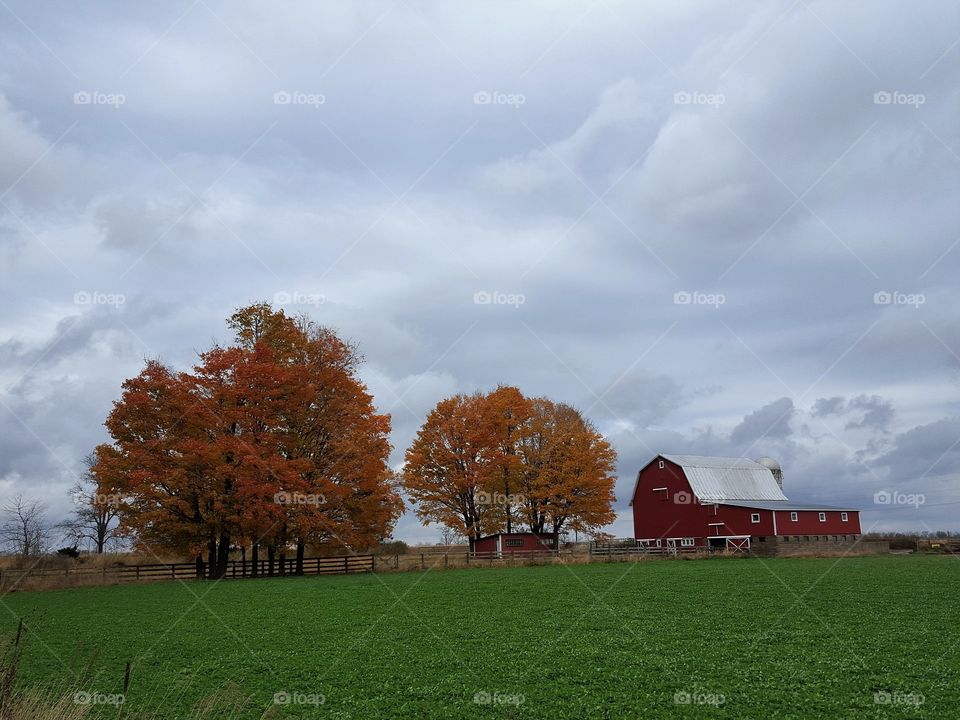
[1,1,958,544]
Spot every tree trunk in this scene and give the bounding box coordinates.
[295,539,305,575]
[195,554,205,579]
[215,532,230,578]
[251,543,259,577]
[207,536,217,580]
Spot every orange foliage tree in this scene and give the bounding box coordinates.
[403,387,617,550]
[93,304,401,578]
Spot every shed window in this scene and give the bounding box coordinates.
[818,512,826,522]
[790,512,798,522]
[750,513,761,523]
[658,460,665,469]
[841,512,848,522]
[681,538,695,547]
[505,539,523,547]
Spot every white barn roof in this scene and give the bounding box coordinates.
[647,454,789,503]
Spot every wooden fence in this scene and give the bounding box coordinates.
[0,554,376,591]
[589,542,699,557]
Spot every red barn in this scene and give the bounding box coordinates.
[630,455,861,553]
[473,532,556,556]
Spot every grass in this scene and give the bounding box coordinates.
[0,555,956,719]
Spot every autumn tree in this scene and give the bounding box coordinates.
[227,304,402,575]
[402,393,499,551]
[481,386,533,533]
[518,400,617,548]
[94,304,401,578]
[403,388,617,551]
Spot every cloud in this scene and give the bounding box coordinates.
[730,397,795,446]
[1,0,959,540]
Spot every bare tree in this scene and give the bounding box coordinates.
[0,495,50,558]
[438,526,465,546]
[58,453,121,554]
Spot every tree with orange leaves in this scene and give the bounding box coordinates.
[403,388,617,549]
[94,304,401,578]
[481,386,533,534]
[518,400,617,548]
[402,392,499,551]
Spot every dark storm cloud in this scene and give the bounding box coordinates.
[730,397,795,446]
[1,0,959,540]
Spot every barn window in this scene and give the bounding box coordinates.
[818,512,826,522]
[655,539,662,547]
[841,512,848,522]
[681,538,694,547]
[658,460,665,468]
[783,536,789,542]
[506,539,523,547]
[750,513,760,523]
[790,512,798,522]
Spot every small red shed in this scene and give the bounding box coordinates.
[473,532,557,556]
[630,454,861,553]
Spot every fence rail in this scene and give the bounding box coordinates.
[0,554,376,590]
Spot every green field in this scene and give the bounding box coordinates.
[1,556,957,719]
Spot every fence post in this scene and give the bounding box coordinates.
[444,552,448,568]
[420,553,425,570]
[344,555,349,574]
[136,565,140,581]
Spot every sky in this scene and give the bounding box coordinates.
[1,0,958,545]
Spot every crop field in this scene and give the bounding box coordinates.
[1,555,957,719]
